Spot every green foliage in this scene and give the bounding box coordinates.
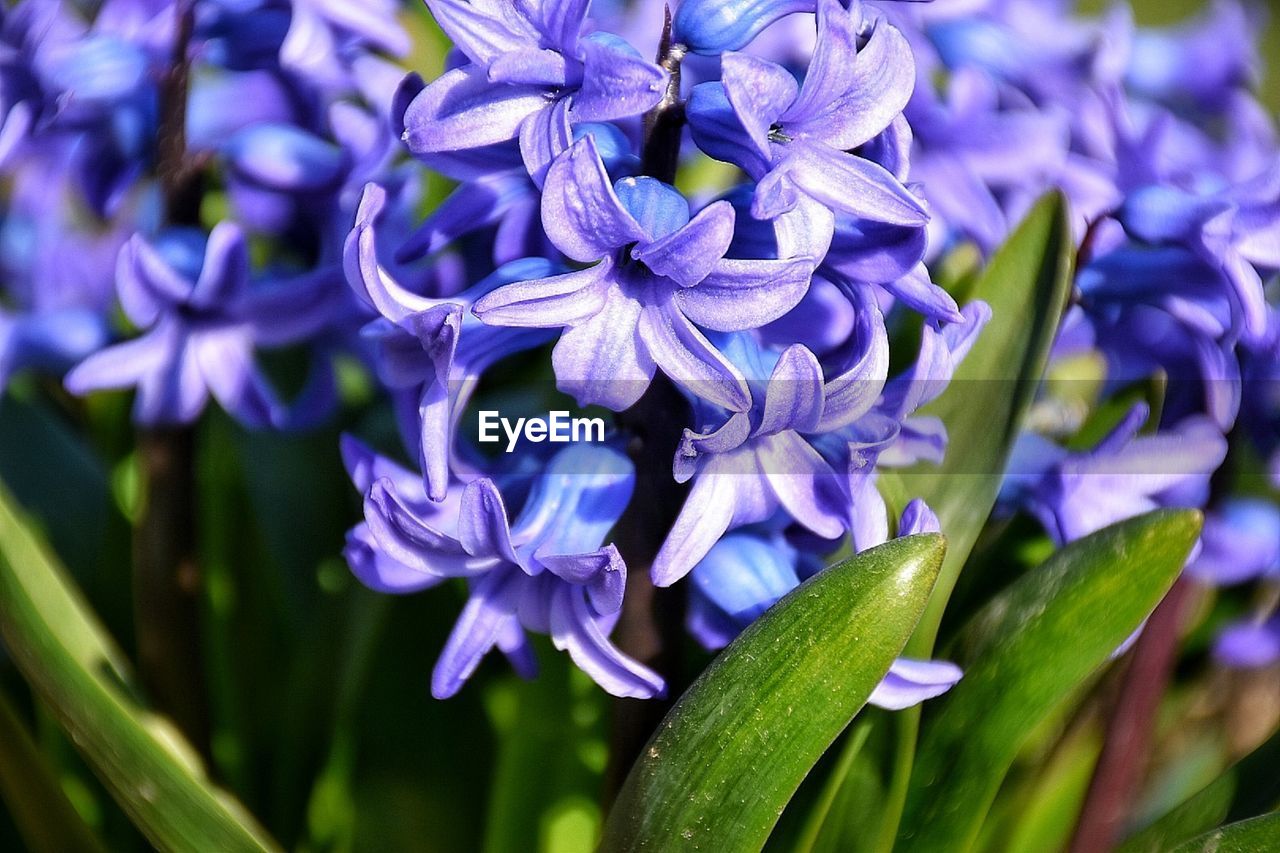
[601,534,947,851]
[0,483,279,852]
[900,510,1203,852]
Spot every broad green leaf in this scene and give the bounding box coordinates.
[0,483,279,852]
[898,510,1202,853]
[600,534,946,852]
[0,691,104,853]
[869,191,1074,852]
[1169,812,1280,852]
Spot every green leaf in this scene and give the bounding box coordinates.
[1169,812,1280,853]
[1120,720,1280,851]
[0,691,104,853]
[0,483,280,853]
[868,191,1074,852]
[897,191,1075,648]
[600,534,946,852]
[898,509,1203,853]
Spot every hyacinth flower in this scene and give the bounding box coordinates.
[721,183,961,326]
[687,500,962,709]
[474,135,815,412]
[359,442,665,699]
[653,293,988,586]
[1181,500,1280,670]
[1214,616,1280,669]
[345,183,555,500]
[1066,235,1246,430]
[1186,499,1280,587]
[65,223,343,428]
[400,0,668,181]
[650,296,887,585]
[1002,403,1228,546]
[686,0,926,233]
[341,433,463,595]
[397,122,637,266]
[1117,179,1275,347]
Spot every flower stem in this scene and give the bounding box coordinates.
[604,13,691,803]
[133,0,210,758]
[1068,577,1195,853]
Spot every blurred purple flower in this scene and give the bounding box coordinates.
[65,223,343,427]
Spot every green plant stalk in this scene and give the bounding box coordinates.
[133,0,212,757]
[872,194,1075,852]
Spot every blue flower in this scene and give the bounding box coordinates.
[1003,404,1227,546]
[685,501,962,710]
[355,443,665,699]
[65,223,343,427]
[473,135,815,413]
[345,183,555,500]
[400,0,668,182]
[687,0,926,230]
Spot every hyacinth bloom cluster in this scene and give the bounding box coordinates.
[1,0,411,422]
[3,0,1278,706]
[328,0,990,703]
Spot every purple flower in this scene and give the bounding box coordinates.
[652,296,987,586]
[686,0,926,231]
[1186,499,1280,587]
[473,135,815,412]
[355,443,665,699]
[0,308,108,391]
[651,287,889,585]
[65,223,343,427]
[345,183,555,500]
[1003,404,1227,546]
[1213,616,1280,669]
[400,0,668,181]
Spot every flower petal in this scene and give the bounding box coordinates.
[677,256,813,332]
[632,200,735,287]
[638,304,751,411]
[551,286,655,410]
[473,260,611,328]
[541,135,646,261]
[403,65,548,155]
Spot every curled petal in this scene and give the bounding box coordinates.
[677,256,814,332]
[550,586,666,698]
[459,479,520,563]
[403,65,548,155]
[572,34,669,123]
[758,345,824,435]
[541,135,647,261]
[432,570,526,698]
[638,304,750,412]
[868,658,963,710]
[632,201,735,287]
[474,260,611,328]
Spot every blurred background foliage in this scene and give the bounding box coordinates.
[0,1,1278,851]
